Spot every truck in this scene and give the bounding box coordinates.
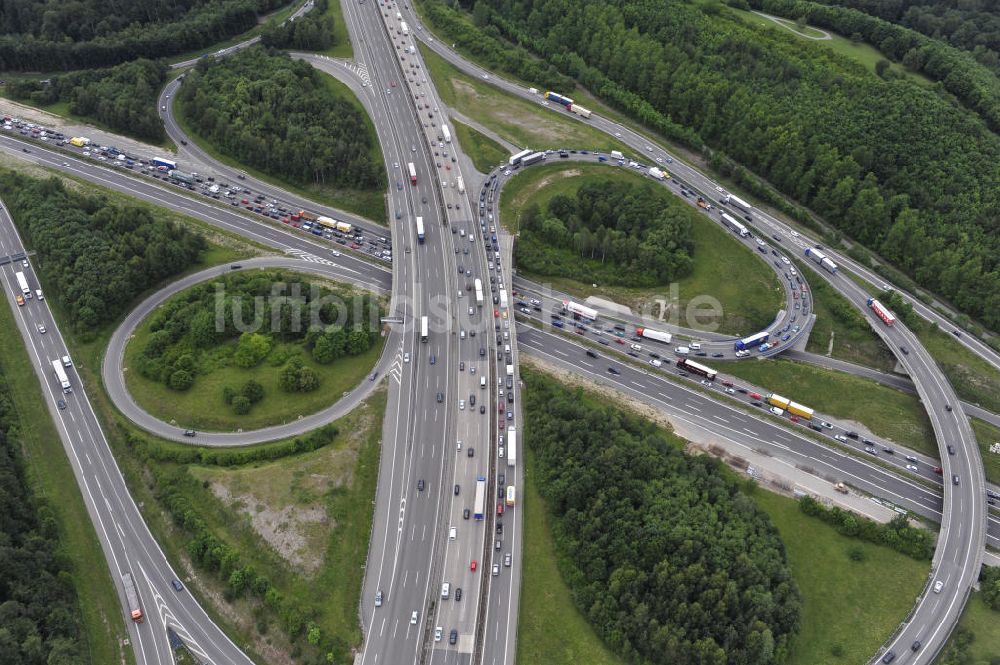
[151,157,177,171]
[15,271,30,296]
[648,167,666,181]
[507,426,517,467]
[420,315,429,342]
[506,485,516,507]
[721,213,749,237]
[415,216,425,243]
[69,136,89,147]
[122,572,144,623]
[473,476,486,520]
[295,209,317,222]
[804,247,838,274]
[521,151,545,167]
[766,393,790,410]
[569,104,592,119]
[787,401,814,420]
[208,183,220,194]
[866,297,896,326]
[316,215,338,229]
[474,278,484,306]
[400,20,409,35]
[563,300,598,321]
[499,288,508,309]
[442,125,452,143]
[610,150,624,160]
[696,197,710,209]
[675,357,716,380]
[636,327,672,344]
[734,331,769,351]
[506,364,514,376]
[51,359,71,393]
[168,170,194,186]
[457,176,465,194]
[724,193,752,213]
[408,162,417,185]
[544,91,574,107]
[509,149,533,166]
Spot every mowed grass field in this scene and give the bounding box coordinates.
[752,490,929,665]
[725,358,936,456]
[499,161,784,336]
[451,118,508,173]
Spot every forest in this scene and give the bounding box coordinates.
[178,46,383,192]
[515,180,694,287]
[6,59,168,143]
[261,0,337,50]
[136,270,381,412]
[0,170,205,331]
[0,373,86,665]
[445,0,1000,332]
[0,0,287,71]
[523,370,800,665]
[813,0,1000,73]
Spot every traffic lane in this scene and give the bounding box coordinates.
[0,138,394,286]
[0,215,253,665]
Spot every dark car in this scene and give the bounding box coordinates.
[467,447,474,458]
[454,484,460,495]
[57,399,67,410]
[882,652,895,664]
[608,367,620,375]
[183,429,197,437]
[455,587,462,601]
[911,640,921,652]
[463,508,470,519]
[436,392,443,403]
[449,629,458,645]
[586,350,598,358]
[171,579,184,592]
[948,444,956,455]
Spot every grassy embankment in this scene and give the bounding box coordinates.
[499,161,784,336]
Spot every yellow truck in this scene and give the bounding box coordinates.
[69,136,89,147]
[766,393,790,410]
[787,401,814,420]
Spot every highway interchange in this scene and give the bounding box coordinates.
[0,0,997,663]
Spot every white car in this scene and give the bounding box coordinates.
[434,627,443,642]
[411,611,419,624]
[933,580,944,593]
[459,399,465,410]
[791,231,800,237]
[649,359,662,367]
[834,434,848,442]
[781,256,790,265]
[630,343,642,351]
[770,406,784,416]
[403,352,410,363]
[906,464,919,471]
[37,324,46,334]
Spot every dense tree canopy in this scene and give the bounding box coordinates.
[261,0,337,51]
[178,47,383,191]
[523,371,800,664]
[0,170,204,331]
[136,270,381,408]
[7,59,168,142]
[0,0,287,70]
[448,0,1000,331]
[0,373,86,665]
[516,180,694,287]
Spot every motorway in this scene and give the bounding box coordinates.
[398,9,987,662]
[0,1,995,662]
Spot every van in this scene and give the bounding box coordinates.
[689,343,702,350]
[480,377,486,388]
[675,346,690,355]
[611,150,624,159]
[441,583,450,599]
[449,527,457,540]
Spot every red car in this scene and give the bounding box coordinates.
[722,380,734,387]
[351,243,361,249]
[497,502,504,516]
[615,338,624,344]
[493,309,500,318]
[748,392,762,400]
[390,81,397,87]
[932,466,943,475]
[470,560,477,572]
[789,414,800,423]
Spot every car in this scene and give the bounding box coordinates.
[952,474,960,486]
[881,652,895,664]
[899,345,909,355]
[945,404,953,412]
[430,355,436,365]
[411,611,419,625]
[911,640,921,652]
[463,508,470,519]
[504,552,512,567]
[834,434,847,442]
[437,392,444,403]
[883,447,895,455]
[434,627,442,642]
[15,294,24,306]
[468,447,474,457]
[947,444,956,455]
[172,579,184,592]
[470,560,477,571]
[608,366,620,375]
[404,352,410,363]
[865,446,878,455]
[449,629,458,645]
[417,479,425,491]
[906,464,918,471]
[57,399,66,410]
[375,590,383,607]
[492,563,500,576]
[480,404,486,414]
[183,430,197,437]
[933,579,944,593]
[845,431,859,439]
[37,323,46,334]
